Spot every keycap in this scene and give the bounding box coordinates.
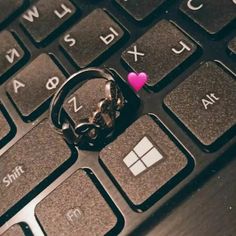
[164,61,236,146]
[0,0,24,25]
[0,31,25,78]
[100,115,188,206]
[0,119,72,217]
[60,9,124,68]
[6,54,66,119]
[122,20,197,87]
[143,151,236,236]
[36,170,117,236]
[228,37,236,55]
[1,224,24,236]
[115,0,166,21]
[180,0,236,35]
[63,78,115,129]
[0,107,11,143]
[20,0,76,43]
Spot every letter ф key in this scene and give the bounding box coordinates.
[20,0,76,44]
[60,9,124,68]
[6,54,66,120]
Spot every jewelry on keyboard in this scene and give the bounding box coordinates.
[49,67,125,149]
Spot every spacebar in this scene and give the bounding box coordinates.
[0,119,72,217]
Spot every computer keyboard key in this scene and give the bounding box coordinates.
[1,224,25,236]
[228,37,236,55]
[100,115,188,206]
[164,61,236,146]
[0,108,11,142]
[180,0,236,35]
[60,9,124,68]
[36,170,117,236]
[6,54,66,119]
[0,119,72,217]
[20,0,76,43]
[0,31,25,78]
[115,0,166,21]
[122,20,197,87]
[0,0,24,24]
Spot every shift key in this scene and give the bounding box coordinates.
[0,119,72,217]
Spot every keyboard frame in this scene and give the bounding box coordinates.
[0,0,236,235]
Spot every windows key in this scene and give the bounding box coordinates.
[100,115,189,208]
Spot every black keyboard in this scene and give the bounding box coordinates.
[0,1,235,235]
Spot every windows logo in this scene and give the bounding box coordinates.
[123,136,164,176]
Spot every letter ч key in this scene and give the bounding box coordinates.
[122,20,197,87]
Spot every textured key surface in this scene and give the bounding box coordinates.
[36,170,117,236]
[228,37,236,55]
[2,224,24,236]
[144,154,236,236]
[63,78,108,127]
[0,119,71,216]
[122,20,197,87]
[100,115,188,206]
[0,109,11,142]
[0,31,25,78]
[60,9,124,68]
[0,0,24,24]
[180,0,236,35]
[164,62,236,146]
[20,0,76,43]
[6,54,65,118]
[115,0,165,21]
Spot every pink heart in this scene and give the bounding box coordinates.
[128,72,148,92]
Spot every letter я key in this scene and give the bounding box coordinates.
[62,74,126,148]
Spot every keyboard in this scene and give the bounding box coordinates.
[0,0,235,235]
